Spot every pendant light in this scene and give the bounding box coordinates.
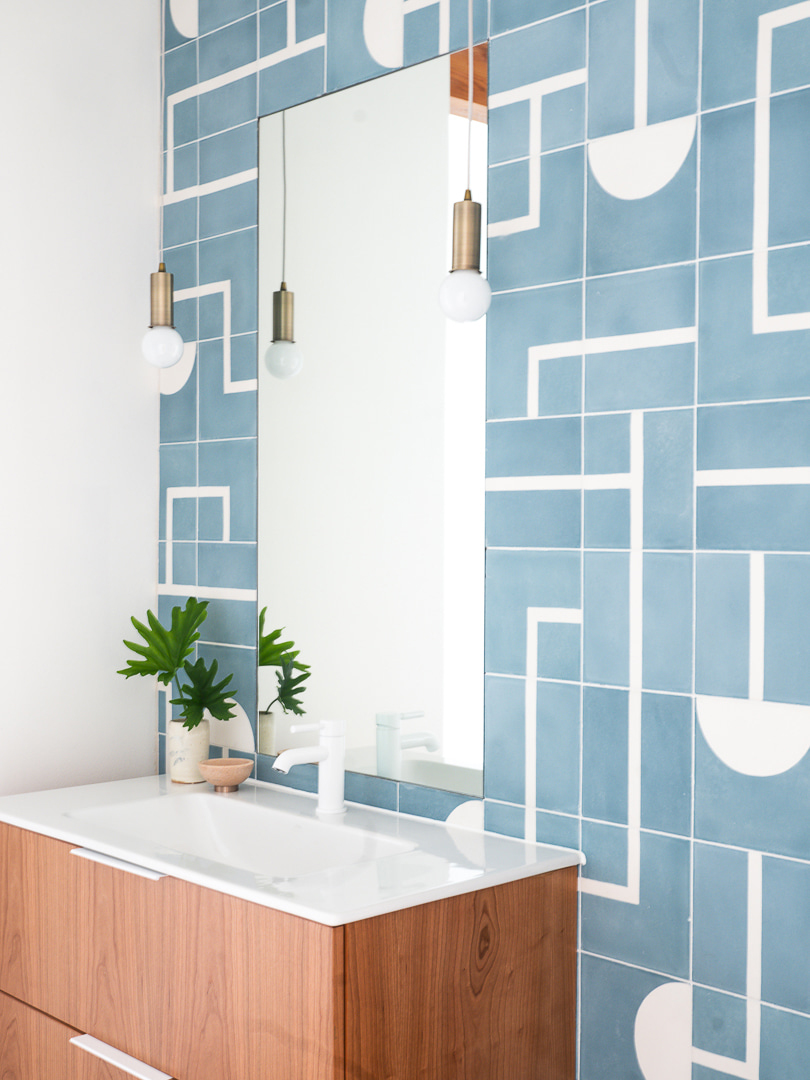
[438,0,491,322]
[265,111,303,379]
[142,4,184,368]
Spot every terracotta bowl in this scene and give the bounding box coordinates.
[197,758,254,792]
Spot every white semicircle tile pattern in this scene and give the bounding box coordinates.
[158,1,810,1077]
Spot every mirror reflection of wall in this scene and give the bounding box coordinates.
[258,51,487,797]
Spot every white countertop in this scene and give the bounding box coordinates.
[0,774,583,926]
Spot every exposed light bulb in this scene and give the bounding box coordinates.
[142,263,184,368]
[439,269,491,322]
[265,339,303,379]
[142,325,185,368]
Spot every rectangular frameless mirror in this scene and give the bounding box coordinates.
[258,50,487,797]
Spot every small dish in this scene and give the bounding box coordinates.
[197,758,254,793]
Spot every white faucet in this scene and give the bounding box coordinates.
[272,718,346,815]
[376,711,439,780]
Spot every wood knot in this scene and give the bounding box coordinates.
[469,899,499,995]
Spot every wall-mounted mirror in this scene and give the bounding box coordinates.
[258,50,487,797]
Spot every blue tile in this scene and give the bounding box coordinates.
[172,96,199,148]
[764,555,810,706]
[160,368,198,444]
[170,543,197,585]
[585,344,695,413]
[344,771,397,811]
[490,11,586,95]
[768,243,810,317]
[199,291,226,340]
[647,0,699,125]
[760,1005,810,1080]
[536,679,580,813]
[447,0,488,54]
[642,554,692,694]
[260,3,287,54]
[488,146,585,291]
[698,400,810,471]
[166,6,195,48]
[200,0,256,35]
[200,598,257,647]
[403,5,440,67]
[698,255,810,404]
[163,244,198,292]
[487,283,582,420]
[199,16,257,81]
[485,549,581,674]
[198,542,257,590]
[542,83,585,151]
[484,800,524,839]
[200,179,258,238]
[486,490,581,548]
[165,40,198,96]
[159,443,197,540]
[587,0,635,140]
[769,88,810,246]
[695,719,810,861]
[693,987,747,1060]
[581,831,691,976]
[259,47,325,113]
[486,417,580,477]
[586,264,696,339]
[536,622,581,682]
[199,75,258,138]
[582,685,628,823]
[173,142,198,191]
[696,485,810,552]
[693,842,749,995]
[587,141,697,277]
[640,692,692,836]
[535,810,579,849]
[583,552,629,687]
[198,495,225,540]
[231,333,258,382]
[198,437,257,541]
[199,123,258,184]
[163,198,198,249]
[257,752,317,791]
[701,0,766,111]
[772,17,810,91]
[484,674,525,804]
[762,855,810,1012]
[584,412,630,475]
[172,296,198,347]
[200,340,258,439]
[489,100,530,165]
[643,409,694,550]
[398,784,474,821]
[581,820,627,886]
[699,104,755,258]
[536,356,582,417]
[489,160,529,223]
[296,0,325,41]
[199,228,258,334]
[491,0,582,35]
[326,0,390,92]
[584,489,630,549]
[695,554,750,699]
[580,956,671,1080]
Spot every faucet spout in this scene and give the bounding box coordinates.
[272,745,328,774]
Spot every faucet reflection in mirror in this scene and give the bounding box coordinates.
[265,111,303,379]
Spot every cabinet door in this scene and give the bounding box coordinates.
[0,989,172,1080]
[344,867,578,1080]
[0,823,344,1080]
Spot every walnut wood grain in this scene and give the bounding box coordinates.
[450,43,488,122]
[343,867,577,1080]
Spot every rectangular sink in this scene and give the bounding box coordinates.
[68,794,414,880]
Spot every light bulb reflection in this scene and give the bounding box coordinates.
[265,339,303,379]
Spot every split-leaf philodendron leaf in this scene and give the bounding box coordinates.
[171,657,236,730]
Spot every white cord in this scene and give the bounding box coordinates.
[281,110,287,282]
[159,0,166,258]
[466,0,473,191]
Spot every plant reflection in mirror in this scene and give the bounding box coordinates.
[258,607,311,715]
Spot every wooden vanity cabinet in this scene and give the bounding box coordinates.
[0,820,577,1080]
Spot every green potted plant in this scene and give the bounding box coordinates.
[257,607,310,755]
[118,596,237,783]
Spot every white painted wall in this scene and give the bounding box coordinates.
[0,1,160,793]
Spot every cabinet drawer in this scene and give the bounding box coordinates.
[0,990,173,1080]
[0,823,343,1080]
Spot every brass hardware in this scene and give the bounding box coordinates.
[272,281,295,342]
[213,784,240,793]
[149,262,175,328]
[450,191,482,272]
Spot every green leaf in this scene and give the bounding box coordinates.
[258,608,309,671]
[118,598,209,684]
[171,657,237,730]
[272,658,311,715]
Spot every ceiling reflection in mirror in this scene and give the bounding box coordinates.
[258,51,487,797]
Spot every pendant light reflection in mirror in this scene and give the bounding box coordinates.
[264,111,303,379]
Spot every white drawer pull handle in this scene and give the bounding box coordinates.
[70,1035,172,1079]
[70,847,165,881]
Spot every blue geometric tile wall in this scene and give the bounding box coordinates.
[161,1,810,1076]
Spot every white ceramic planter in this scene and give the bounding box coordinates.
[166,719,209,784]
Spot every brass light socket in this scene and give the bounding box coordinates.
[450,190,482,272]
[272,281,295,342]
[149,262,175,328]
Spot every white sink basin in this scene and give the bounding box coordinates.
[68,794,413,879]
[0,775,583,925]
